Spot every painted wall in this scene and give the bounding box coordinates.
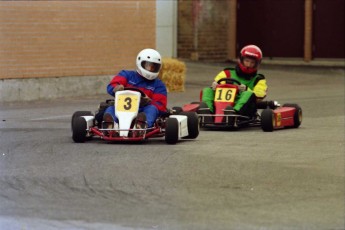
[0,1,156,80]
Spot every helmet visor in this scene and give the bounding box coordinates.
[141,61,161,73]
[242,56,258,68]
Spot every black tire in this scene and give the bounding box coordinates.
[197,102,213,125]
[71,111,92,130]
[283,103,302,128]
[165,118,179,144]
[261,109,274,132]
[171,106,183,115]
[197,102,209,113]
[72,117,87,143]
[179,112,199,139]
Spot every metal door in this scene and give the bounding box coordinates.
[237,0,304,58]
[313,0,344,58]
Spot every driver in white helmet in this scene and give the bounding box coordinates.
[103,48,167,129]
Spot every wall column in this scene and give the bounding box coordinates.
[304,0,313,61]
[227,0,237,61]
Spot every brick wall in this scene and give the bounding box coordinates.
[0,1,156,79]
[178,0,229,61]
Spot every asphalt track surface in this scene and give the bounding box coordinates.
[0,62,344,230]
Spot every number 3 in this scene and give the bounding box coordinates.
[124,97,132,110]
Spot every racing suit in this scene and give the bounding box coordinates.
[104,70,167,127]
[202,65,267,117]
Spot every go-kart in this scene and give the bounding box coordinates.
[71,88,199,144]
[178,78,302,132]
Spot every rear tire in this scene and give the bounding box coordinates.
[261,109,274,132]
[165,118,179,144]
[72,117,87,143]
[179,112,199,139]
[197,102,212,125]
[283,103,302,128]
[171,106,183,115]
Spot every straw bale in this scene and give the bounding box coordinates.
[158,58,186,92]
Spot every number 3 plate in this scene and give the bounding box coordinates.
[116,95,139,112]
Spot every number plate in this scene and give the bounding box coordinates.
[116,95,139,112]
[214,88,237,102]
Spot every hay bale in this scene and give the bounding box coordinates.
[158,58,186,92]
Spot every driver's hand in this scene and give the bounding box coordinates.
[211,81,219,90]
[113,84,124,93]
[239,84,247,92]
[140,95,151,107]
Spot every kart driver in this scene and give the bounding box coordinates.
[200,44,268,117]
[103,48,167,129]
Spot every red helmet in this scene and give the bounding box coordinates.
[238,45,263,74]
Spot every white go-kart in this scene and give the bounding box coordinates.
[71,88,199,144]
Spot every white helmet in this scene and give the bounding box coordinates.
[136,48,162,80]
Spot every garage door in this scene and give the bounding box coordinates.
[237,0,304,58]
[313,0,344,58]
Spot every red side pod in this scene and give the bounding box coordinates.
[273,107,296,128]
[182,103,200,112]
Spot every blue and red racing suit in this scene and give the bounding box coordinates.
[104,70,168,127]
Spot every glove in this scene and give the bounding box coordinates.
[140,95,151,107]
[239,84,247,92]
[273,100,281,107]
[211,81,218,90]
[113,84,124,93]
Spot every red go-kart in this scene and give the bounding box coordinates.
[178,78,302,132]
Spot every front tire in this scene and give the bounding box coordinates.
[71,111,92,130]
[261,109,274,132]
[165,118,179,144]
[179,112,199,139]
[72,117,88,143]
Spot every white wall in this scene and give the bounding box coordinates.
[156,0,177,58]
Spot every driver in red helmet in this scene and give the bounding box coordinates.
[200,44,268,117]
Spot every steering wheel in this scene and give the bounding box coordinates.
[124,87,146,97]
[216,78,241,85]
